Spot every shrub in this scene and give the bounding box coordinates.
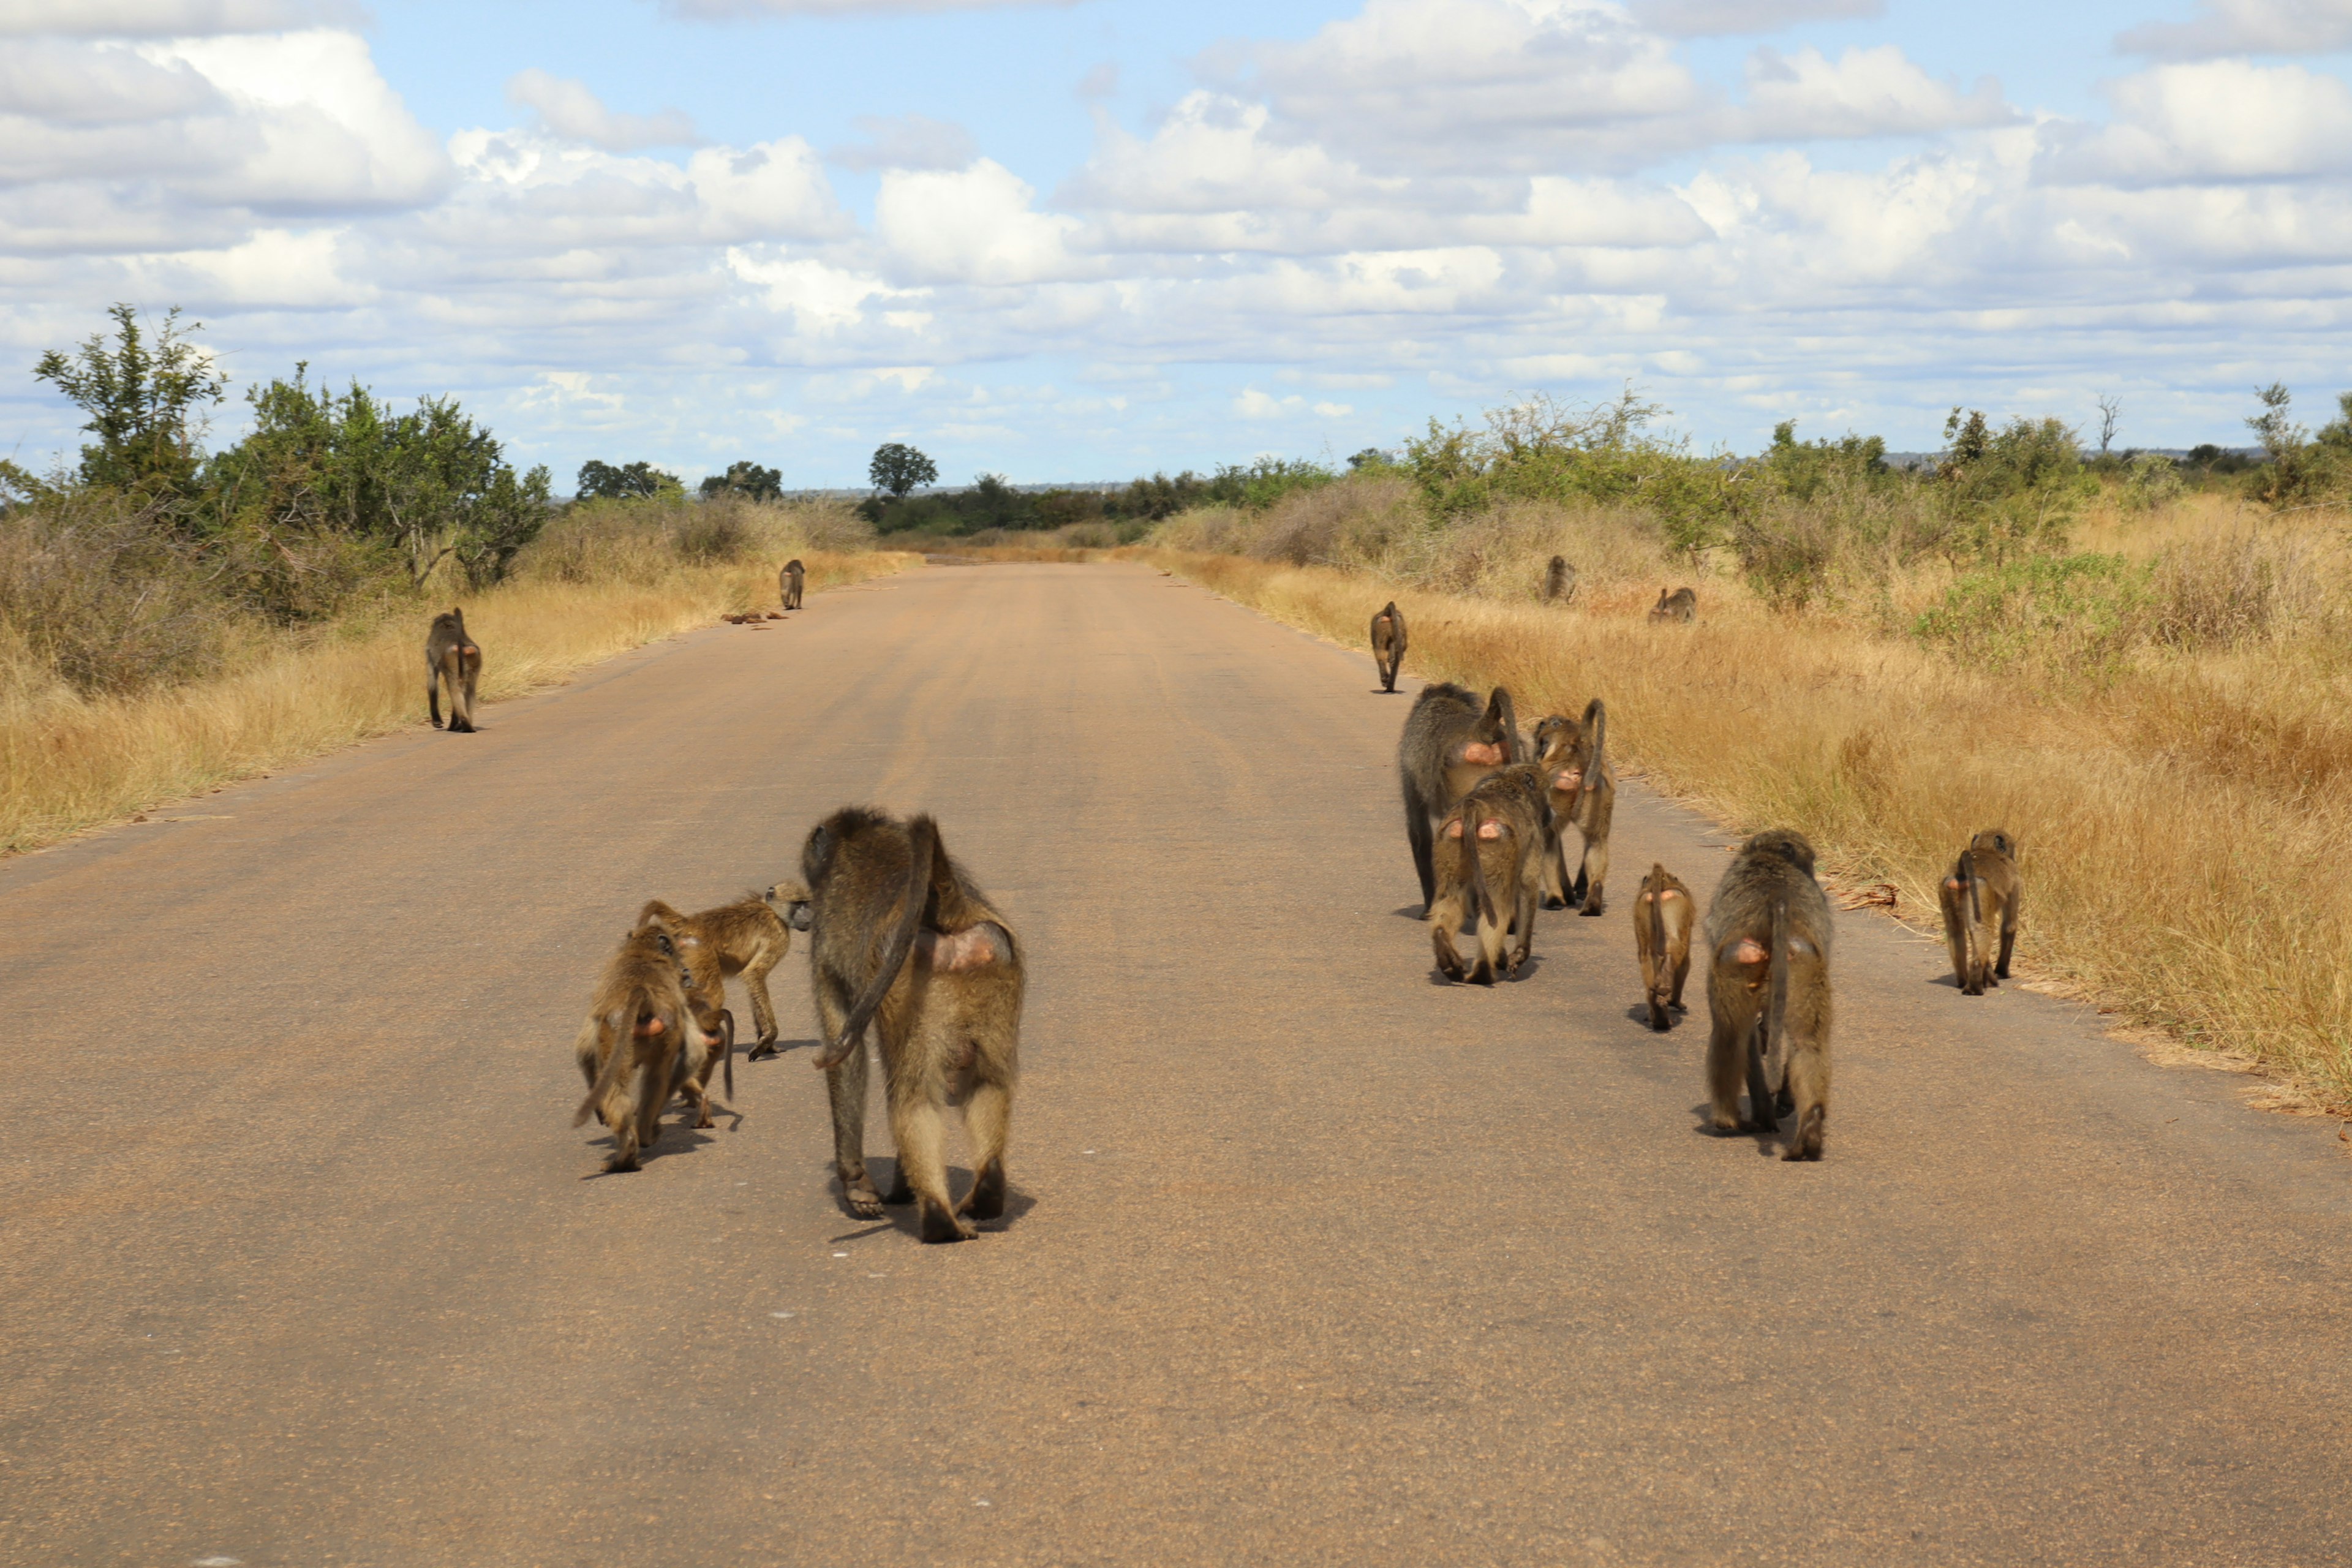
[1913,552,2152,677]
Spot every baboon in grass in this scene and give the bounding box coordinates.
[1542,556,1577,603]
[1370,601,1408,693]
[1428,764,1548,984]
[792,808,1023,1242]
[1632,862,1693,1031]
[1532,701,1615,915]
[1648,587,1697,624]
[1398,683,1523,915]
[780,559,805,611]
[1939,830,2020,996]
[425,608,481,733]
[571,922,714,1172]
[1703,829,1832,1161]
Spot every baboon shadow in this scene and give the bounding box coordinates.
[577,1116,723,1179]
[1424,955,1545,987]
[1623,1003,1686,1031]
[744,1036,823,1061]
[1391,903,1428,920]
[1688,1101,1790,1159]
[827,1156,1040,1238]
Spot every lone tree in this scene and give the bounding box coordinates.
[699,459,782,501]
[33,303,227,500]
[576,459,679,500]
[869,442,938,499]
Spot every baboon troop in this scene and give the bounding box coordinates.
[1632,863,1692,1031]
[1940,829,2020,996]
[1370,601,1408,693]
[1648,587,1697,624]
[1702,830,1833,1161]
[780,559,805,611]
[1542,556,1577,604]
[424,608,481,733]
[1398,682,1521,915]
[1532,701,1614,916]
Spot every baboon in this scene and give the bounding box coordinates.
[1648,587,1697,624]
[1632,862,1694,1031]
[1398,683,1523,915]
[1370,601,1408,693]
[1702,829,1832,1161]
[780,559,805,611]
[424,608,481,733]
[1542,556,1577,604]
[793,808,1022,1242]
[570,922,713,1172]
[1427,764,1548,983]
[1532,701,1615,915]
[1939,829,2020,997]
[640,892,793,1054]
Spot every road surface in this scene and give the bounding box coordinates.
[0,561,2345,1567]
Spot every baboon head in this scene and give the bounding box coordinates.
[766,880,814,932]
[1744,828,1817,875]
[1970,829,2015,859]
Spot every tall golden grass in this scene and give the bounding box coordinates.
[1139,499,2352,1112]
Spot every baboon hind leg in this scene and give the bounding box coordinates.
[1743,1023,1780,1134]
[1996,896,2018,979]
[428,669,444,729]
[1576,832,1610,916]
[1542,832,1570,910]
[960,1074,1012,1222]
[1705,1009,1749,1134]
[742,959,780,1048]
[817,982,882,1216]
[887,1089,971,1242]
[1406,802,1438,914]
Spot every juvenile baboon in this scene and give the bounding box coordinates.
[1542,556,1577,604]
[796,808,1023,1242]
[640,892,793,1057]
[1702,829,1832,1161]
[1632,862,1694,1031]
[1939,829,2021,997]
[780,559,805,611]
[570,922,713,1172]
[1398,682,1523,914]
[424,608,482,733]
[1370,601,1408,693]
[1532,701,1615,915]
[1648,587,1697,624]
[1427,764,1548,984]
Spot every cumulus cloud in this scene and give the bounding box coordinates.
[507,69,699,151]
[2117,0,2352,59]
[873,159,1082,284]
[1738,45,2011,140]
[0,0,361,34]
[2040,61,2352,184]
[826,114,977,173]
[1629,0,1882,36]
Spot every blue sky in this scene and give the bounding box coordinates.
[6,0,2352,489]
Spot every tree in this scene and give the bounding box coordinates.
[576,459,680,500]
[2095,394,2121,456]
[869,442,937,499]
[32,303,227,500]
[698,460,782,501]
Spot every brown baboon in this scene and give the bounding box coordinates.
[1428,764,1548,984]
[1370,601,1408,693]
[1703,829,1832,1160]
[780,558,805,610]
[1542,556,1577,604]
[1632,862,1694,1031]
[796,808,1022,1243]
[424,608,482,733]
[1398,683,1523,915]
[639,892,793,1055]
[570,922,713,1172]
[1648,587,1697,624]
[1532,700,1615,915]
[1939,829,2020,996]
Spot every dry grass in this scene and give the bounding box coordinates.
[0,548,914,856]
[1136,502,2352,1112]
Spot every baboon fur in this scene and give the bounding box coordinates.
[1370,601,1408,693]
[1542,556,1577,604]
[791,807,1023,1243]
[424,608,482,733]
[1648,587,1697,624]
[1939,829,2020,997]
[1703,829,1833,1161]
[1532,701,1615,916]
[1428,764,1548,984]
[1632,862,1694,1031]
[570,922,714,1173]
[1398,682,1523,916]
[780,558,805,611]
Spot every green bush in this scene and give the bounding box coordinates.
[1913,552,2152,677]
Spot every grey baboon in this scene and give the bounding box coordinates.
[1370,601,1408,693]
[1632,862,1694,1031]
[1542,556,1577,604]
[1939,829,2020,996]
[780,559,805,611]
[1398,682,1523,915]
[1703,829,1832,1161]
[1532,700,1615,915]
[1648,587,1697,624]
[571,921,713,1172]
[1428,764,1548,984]
[424,608,481,733]
[793,808,1023,1242]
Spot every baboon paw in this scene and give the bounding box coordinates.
[693,1110,715,1130]
[1542,895,1567,911]
[843,1178,884,1217]
[881,1184,914,1207]
[1578,903,1605,917]
[921,1214,979,1243]
[1782,1144,1824,1163]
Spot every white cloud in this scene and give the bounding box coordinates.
[827,114,976,173]
[873,159,1082,284]
[0,0,360,35]
[1629,0,1882,36]
[1739,45,2011,140]
[2041,61,2352,184]
[507,70,699,152]
[2118,0,2352,59]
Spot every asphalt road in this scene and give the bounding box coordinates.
[1,562,2345,1568]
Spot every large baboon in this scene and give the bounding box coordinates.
[1939,829,2020,996]
[571,921,713,1172]
[791,808,1023,1242]
[1532,702,1614,916]
[780,559,805,611]
[1542,556,1577,604]
[1427,764,1548,984]
[1398,683,1523,914]
[424,608,481,733]
[1632,862,1694,1031]
[1702,829,1832,1161]
[1648,587,1697,624]
[1370,601,1408,693]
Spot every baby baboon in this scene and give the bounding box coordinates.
[1532,700,1615,915]
[1632,862,1694,1031]
[570,921,712,1172]
[424,608,482,733]
[1370,601,1408,693]
[1427,764,1548,984]
[1703,829,1832,1160]
[1398,683,1523,915]
[1648,587,1697,624]
[639,892,793,1058]
[1939,829,2021,996]
[780,558,805,611]
[1542,555,1577,604]
[798,807,1022,1243]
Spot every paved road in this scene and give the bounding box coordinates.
[1,562,2345,1567]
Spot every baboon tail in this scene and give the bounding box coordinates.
[1648,865,1668,1002]
[812,815,935,1071]
[1763,894,1790,1094]
[720,1011,736,1100]
[573,997,644,1127]
[1582,698,1607,797]
[1488,687,1521,762]
[1464,814,1499,930]
[1957,851,1982,974]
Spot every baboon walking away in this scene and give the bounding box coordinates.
[1703,829,1832,1161]
[1632,862,1693,1031]
[780,559,805,611]
[1398,683,1522,915]
[1370,601,1408,693]
[1532,701,1615,915]
[1427,764,1548,984]
[1939,830,2020,995]
[424,608,481,733]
